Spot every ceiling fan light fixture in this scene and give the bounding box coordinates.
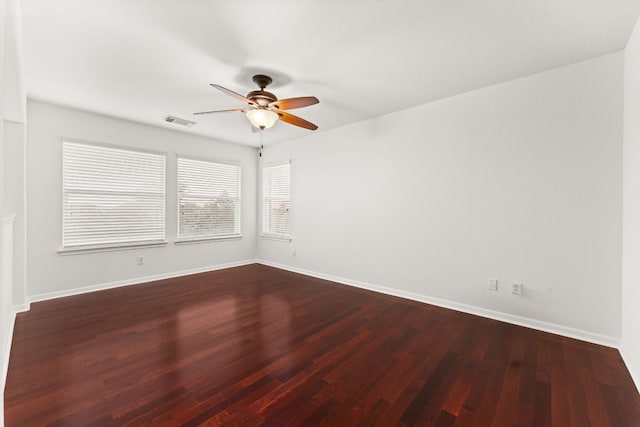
[195,75,319,131]
[246,108,279,130]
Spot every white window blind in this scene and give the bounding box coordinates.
[178,158,241,240]
[262,162,291,239]
[62,141,166,249]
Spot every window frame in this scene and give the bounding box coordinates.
[260,160,292,242]
[59,138,168,255]
[175,155,243,244]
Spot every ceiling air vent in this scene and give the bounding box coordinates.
[165,115,196,127]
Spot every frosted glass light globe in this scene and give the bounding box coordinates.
[246,108,279,129]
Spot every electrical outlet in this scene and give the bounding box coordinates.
[137,256,144,265]
[488,278,498,291]
[292,249,297,257]
[512,283,523,295]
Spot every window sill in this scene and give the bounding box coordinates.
[260,234,292,243]
[58,241,168,256]
[175,235,242,245]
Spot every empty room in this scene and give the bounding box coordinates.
[2,0,640,425]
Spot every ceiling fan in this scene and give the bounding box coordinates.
[194,74,319,131]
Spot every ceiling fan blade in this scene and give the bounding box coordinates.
[276,111,318,131]
[269,96,319,111]
[210,84,255,106]
[193,108,246,115]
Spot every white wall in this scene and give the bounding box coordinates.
[622,17,640,390]
[258,52,624,342]
[3,121,25,308]
[1,0,28,421]
[26,100,257,299]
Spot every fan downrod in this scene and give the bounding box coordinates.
[252,74,273,90]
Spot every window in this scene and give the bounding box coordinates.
[62,140,166,251]
[177,158,241,241]
[262,162,291,239]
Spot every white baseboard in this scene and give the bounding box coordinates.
[0,310,15,427]
[2,306,19,396]
[22,258,623,349]
[256,259,620,348]
[620,343,640,393]
[27,259,256,304]
[13,303,29,313]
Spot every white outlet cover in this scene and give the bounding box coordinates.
[512,283,523,295]
[488,279,498,291]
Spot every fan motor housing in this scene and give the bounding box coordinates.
[247,90,277,106]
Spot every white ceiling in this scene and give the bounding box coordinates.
[21,0,640,147]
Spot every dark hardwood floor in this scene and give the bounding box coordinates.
[5,264,640,426]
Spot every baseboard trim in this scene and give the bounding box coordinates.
[20,258,623,352]
[2,306,19,395]
[620,344,640,393]
[27,259,256,305]
[13,303,29,313]
[256,259,619,348]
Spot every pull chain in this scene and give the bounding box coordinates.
[259,128,264,157]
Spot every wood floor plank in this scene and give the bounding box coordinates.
[5,264,640,426]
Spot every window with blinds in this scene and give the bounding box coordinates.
[62,141,166,250]
[177,158,241,240]
[262,162,291,239]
